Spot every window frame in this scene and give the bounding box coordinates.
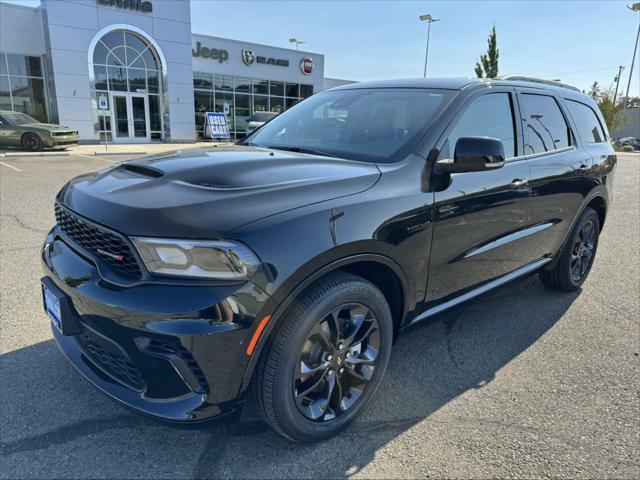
[515,88,576,158]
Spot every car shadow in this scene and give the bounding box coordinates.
[1,275,579,479]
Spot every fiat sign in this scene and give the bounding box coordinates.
[300,57,314,75]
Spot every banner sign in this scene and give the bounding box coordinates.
[205,112,230,139]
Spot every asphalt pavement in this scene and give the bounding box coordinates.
[1,152,638,479]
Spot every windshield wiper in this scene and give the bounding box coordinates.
[266,145,338,158]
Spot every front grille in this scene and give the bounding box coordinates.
[84,339,145,391]
[55,203,142,279]
[52,131,78,136]
[144,339,209,392]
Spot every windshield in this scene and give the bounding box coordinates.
[246,88,455,163]
[2,112,40,125]
[250,112,278,123]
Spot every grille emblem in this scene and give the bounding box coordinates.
[97,248,124,262]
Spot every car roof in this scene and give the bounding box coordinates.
[328,77,591,102]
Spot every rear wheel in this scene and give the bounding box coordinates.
[21,133,43,152]
[253,272,393,442]
[539,207,600,291]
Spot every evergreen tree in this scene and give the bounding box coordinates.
[475,26,499,78]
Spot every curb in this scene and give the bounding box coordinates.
[90,151,148,156]
[2,151,70,157]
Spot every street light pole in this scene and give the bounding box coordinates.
[624,3,640,107]
[419,14,440,78]
[288,38,305,51]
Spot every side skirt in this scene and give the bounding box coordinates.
[408,256,552,327]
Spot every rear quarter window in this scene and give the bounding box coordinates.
[565,99,607,144]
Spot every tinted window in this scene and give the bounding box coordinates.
[248,88,455,163]
[447,93,516,158]
[520,94,571,154]
[251,112,277,122]
[2,112,39,125]
[565,99,606,143]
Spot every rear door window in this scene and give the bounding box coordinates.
[565,99,606,143]
[447,93,516,158]
[520,94,572,154]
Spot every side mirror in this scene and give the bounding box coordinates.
[437,136,505,174]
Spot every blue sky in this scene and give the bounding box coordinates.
[6,0,639,95]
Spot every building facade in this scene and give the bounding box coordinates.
[0,0,349,143]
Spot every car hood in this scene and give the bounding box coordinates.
[58,145,381,237]
[23,123,75,132]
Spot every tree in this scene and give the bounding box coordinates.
[474,26,499,78]
[588,82,628,133]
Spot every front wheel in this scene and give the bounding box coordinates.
[539,207,600,291]
[253,272,393,442]
[21,133,43,152]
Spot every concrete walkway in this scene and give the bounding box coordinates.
[0,141,233,157]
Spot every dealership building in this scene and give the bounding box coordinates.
[0,0,350,143]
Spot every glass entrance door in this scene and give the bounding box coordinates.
[110,93,150,143]
[113,95,130,140]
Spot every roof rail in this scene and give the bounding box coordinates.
[496,75,581,92]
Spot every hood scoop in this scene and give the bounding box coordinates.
[121,163,165,178]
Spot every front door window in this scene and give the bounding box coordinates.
[113,95,129,139]
[131,96,147,138]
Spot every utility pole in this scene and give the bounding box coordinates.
[614,65,625,103]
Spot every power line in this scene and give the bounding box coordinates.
[532,64,632,78]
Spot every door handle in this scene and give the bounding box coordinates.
[510,178,529,189]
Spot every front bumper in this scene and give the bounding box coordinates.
[43,133,80,148]
[41,227,272,423]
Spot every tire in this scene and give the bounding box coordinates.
[252,272,393,442]
[21,133,43,152]
[539,207,600,291]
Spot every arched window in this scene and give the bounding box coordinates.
[90,29,163,141]
[92,30,161,94]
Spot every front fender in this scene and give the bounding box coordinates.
[240,251,409,398]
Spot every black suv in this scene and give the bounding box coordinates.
[41,78,616,442]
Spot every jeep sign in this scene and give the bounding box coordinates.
[192,42,229,63]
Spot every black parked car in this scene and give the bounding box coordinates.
[614,136,640,151]
[41,77,616,442]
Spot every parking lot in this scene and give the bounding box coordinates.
[1,151,638,479]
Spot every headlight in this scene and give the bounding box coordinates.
[131,237,260,280]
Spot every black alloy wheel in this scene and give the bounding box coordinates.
[539,206,600,291]
[293,303,380,422]
[253,272,393,442]
[22,133,43,152]
[570,219,596,283]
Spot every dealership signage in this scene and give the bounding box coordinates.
[96,0,152,13]
[192,42,229,63]
[205,112,230,139]
[241,49,289,67]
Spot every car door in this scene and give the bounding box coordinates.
[517,89,595,259]
[425,88,538,304]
